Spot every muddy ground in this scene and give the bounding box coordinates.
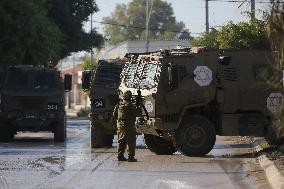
[0,119,272,189]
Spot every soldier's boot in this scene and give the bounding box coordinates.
[127,156,137,162]
[117,156,127,161]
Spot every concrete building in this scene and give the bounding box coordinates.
[58,53,90,111]
[100,40,190,59]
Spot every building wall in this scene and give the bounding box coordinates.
[60,64,90,110]
[102,40,190,59]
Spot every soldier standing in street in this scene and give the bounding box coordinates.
[113,90,140,162]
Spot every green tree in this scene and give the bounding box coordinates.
[191,19,269,50]
[81,53,99,71]
[103,0,186,44]
[0,0,62,70]
[48,0,104,61]
[191,29,219,49]
[218,19,269,50]
[0,0,103,71]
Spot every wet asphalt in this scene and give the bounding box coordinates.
[0,119,271,189]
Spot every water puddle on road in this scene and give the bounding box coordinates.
[209,141,256,159]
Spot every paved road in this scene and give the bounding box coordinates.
[0,119,270,189]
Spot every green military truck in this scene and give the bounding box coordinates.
[118,48,283,156]
[82,59,124,147]
[0,65,72,142]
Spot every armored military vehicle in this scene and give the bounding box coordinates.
[119,48,283,156]
[82,59,124,147]
[0,65,72,142]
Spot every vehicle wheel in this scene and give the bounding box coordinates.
[176,115,216,156]
[91,125,104,148]
[54,116,66,142]
[104,134,114,147]
[144,134,176,155]
[0,124,14,142]
[266,121,283,145]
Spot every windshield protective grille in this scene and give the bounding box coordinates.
[122,59,161,89]
[94,65,122,88]
[140,61,161,88]
[123,61,140,88]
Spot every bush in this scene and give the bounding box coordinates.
[77,107,91,117]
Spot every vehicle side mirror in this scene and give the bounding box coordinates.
[218,56,231,65]
[82,70,91,91]
[64,74,72,91]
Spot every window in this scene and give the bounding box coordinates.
[254,65,272,81]
[33,73,57,90]
[94,65,122,88]
[178,65,187,81]
[5,70,29,89]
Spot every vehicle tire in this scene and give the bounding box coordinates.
[176,115,216,156]
[266,121,283,145]
[0,124,14,142]
[103,134,114,147]
[144,134,176,155]
[91,125,104,148]
[54,116,66,142]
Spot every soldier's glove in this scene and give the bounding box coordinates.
[136,89,142,107]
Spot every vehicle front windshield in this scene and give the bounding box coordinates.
[139,61,160,89]
[33,73,57,90]
[123,61,139,88]
[122,59,161,89]
[4,70,58,91]
[5,70,29,89]
[94,64,122,88]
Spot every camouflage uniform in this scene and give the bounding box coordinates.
[113,91,140,161]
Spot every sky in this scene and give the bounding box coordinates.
[84,0,272,37]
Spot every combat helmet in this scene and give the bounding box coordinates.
[123,90,132,101]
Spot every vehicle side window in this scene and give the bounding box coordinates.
[178,65,187,81]
[254,65,272,81]
[171,65,179,89]
[170,65,187,90]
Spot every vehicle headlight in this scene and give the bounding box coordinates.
[40,112,48,121]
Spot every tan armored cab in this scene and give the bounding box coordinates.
[119,48,283,156]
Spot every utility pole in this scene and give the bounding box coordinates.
[145,0,154,52]
[145,0,149,52]
[90,13,94,61]
[205,0,209,33]
[251,0,255,20]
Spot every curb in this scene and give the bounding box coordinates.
[67,116,89,120]
[253,139,284,189]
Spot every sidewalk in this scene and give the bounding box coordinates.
[254,139,284,189]
[66,108,79,118]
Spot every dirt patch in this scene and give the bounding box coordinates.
[266,149,284,172]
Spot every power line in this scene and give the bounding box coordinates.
[92,20,202,35]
